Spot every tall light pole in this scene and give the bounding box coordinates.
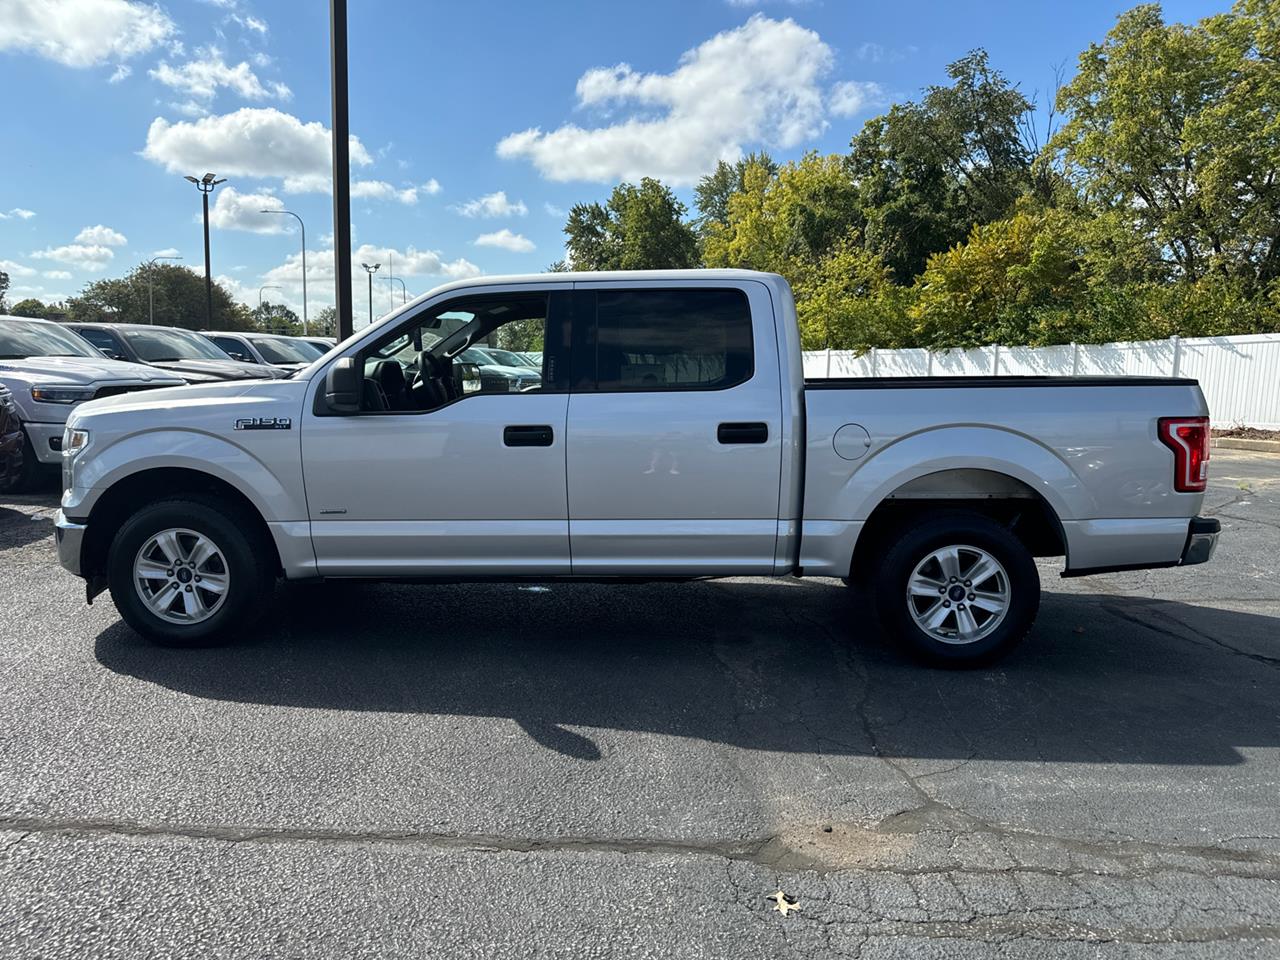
[330,0,353,340]
[260,208,308,335]
[387,250,393,313]
[257,284,285,333]
[145,254,182,325]
[183,173,226,328]
[360,262,380,327]
[390,276,408,304]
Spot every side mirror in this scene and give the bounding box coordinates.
[456,361,482,394]
[325,356,362,413]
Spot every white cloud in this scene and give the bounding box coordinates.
[150,46,291,104]
[422,178,442,196]
[0,0,175,68]
[854,42,915,64]
[108,64,131,83]
[208,186,288,233]
[142,107,373,193]
[474,229,535,253]
[351,180,421,205]
[30,243,115,270]
[498,15,851,185]
[0,260,37,277]
[0,208,36,220]
[42,270,73,280]
[234,14,268,34]
[74,224,127,246]
[829,80,886,118]
[453,190,527,218]
[261,243,481,297]
[544,202,567,218]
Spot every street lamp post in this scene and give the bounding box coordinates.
[360,263,381,327]
[145,255,183,325]
[183,173,226,328]
[260,208,308,335]
[390,276,408,304]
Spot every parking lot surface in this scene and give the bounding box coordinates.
[1,449,1278,958]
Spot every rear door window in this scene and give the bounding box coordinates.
[589,289,753,391]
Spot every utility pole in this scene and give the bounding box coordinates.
[260,208,308,335]
[145,254,182,325]
[330,0,353,340]
[390,276,407,304]
[361,262,380,327]
[184,174,225,328]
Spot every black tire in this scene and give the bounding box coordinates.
[873,511,1039,667]
[107,496,276,647]
[0,427,43,495]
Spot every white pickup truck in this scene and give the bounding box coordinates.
[54,270,1219,664]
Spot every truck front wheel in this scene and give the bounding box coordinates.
[873,512,1039,666]
[107,497,275,646]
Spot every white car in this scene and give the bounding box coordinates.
[0,316,185,491]
[55,270,1219,665]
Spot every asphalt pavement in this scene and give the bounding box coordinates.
[1,450,1278,958]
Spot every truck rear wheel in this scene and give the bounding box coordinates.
[873,511,1039,666]
[107,497,275,647]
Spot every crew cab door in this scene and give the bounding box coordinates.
[566,280,783,574]
[301,286,572,575]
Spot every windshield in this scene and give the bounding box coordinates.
[460,347,495,365]
[484,348,536,368]
[122,327,233,362]
[0,320,103,360]
[251,336,321,365]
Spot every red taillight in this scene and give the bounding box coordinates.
[1158,416,1210,493]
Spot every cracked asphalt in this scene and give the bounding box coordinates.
[1,449,1278,958]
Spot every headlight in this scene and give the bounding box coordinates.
[63,428,90,457]
[31,385,95,404]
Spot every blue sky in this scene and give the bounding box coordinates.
[0,0,1222,320]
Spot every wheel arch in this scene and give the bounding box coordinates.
[81,467,281,580]
[849,467,1068,582]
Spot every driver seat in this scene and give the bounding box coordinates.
[415,351,452,408]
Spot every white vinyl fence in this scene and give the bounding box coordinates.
[803,332,1280,430]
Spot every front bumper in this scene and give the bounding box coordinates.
[23,421,67,465]
[55,510,87,577]
[1180,516,1220,566]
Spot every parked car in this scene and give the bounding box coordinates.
[67,323,283,382]
[56,270,1219,665]
[200,331,323,372]
[0,316,185,492]
[298,336,337,355]
[0,384,23,492]
[458,346,542,392]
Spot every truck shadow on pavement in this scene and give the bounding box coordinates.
[93,579,1280,764]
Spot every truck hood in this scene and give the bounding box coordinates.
[69,377,308,427]
[146,358,281,382]
[0,355,186,387]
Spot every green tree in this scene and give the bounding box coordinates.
[9,298,51,319]
[312,305,338,336]
[0,268,9,313]
[848,51,1045,282]
[67,263,251,329]
[693,152,777,236]
[1049,1,1280,288]
[563,178,699,270]
[251,301,301,335]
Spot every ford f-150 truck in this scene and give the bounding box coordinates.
[54,270,1219,664]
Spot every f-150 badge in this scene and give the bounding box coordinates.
[235,417,292,430]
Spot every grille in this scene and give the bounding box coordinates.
[92,382,179,401]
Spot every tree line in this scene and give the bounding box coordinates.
[560,1,1280,351]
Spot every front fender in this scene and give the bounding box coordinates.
[65,427,306,523]
[808,425,1094,524]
